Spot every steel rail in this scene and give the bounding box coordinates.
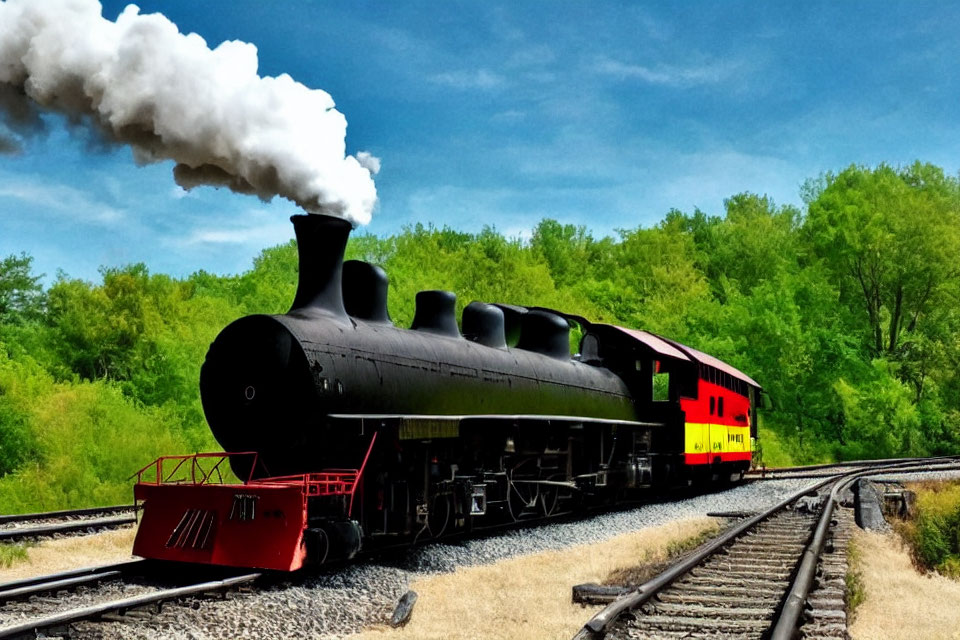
[0,559,144,594]
[769,460,960,639]
[749,456,960,481]
[0,515,136,542]
[574,457,960,639]
[0,505,133,526]
[0,571,124,603]
[746,454,960,476]
[746,472,864,481]
[0,573,260,639]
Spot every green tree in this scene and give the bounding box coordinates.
[531,219,594,287]
[805,163,960,357]
[0,253,44,323]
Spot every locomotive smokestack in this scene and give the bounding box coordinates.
[288,214,351,319]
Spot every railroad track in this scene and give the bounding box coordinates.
[0,505,136,543]
[744,454,960,481]
[574,458,960,640]
[0,559,259,639]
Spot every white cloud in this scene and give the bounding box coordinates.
[430,69,505,90]
[0,177,124,224]
[491,109,526,122]
[400,139,809,239]
[403,183,631,237]
[177,209,294,247]
[630,8,673,41]
[592,56,740,87]
[656,150,806,213]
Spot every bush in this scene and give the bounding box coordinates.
[899,480,960,578]
[0,377,192,512]
[0,543,28,568]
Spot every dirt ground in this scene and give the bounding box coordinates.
[355,516,718,640]
[0,526,137,582]
[849,528,960,640]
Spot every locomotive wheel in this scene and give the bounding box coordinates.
[539,475,562,517]
[507,479,539,521]
[507,459,540,521]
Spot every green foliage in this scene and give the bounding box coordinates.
[806,163,960,359]
[531,219,595,287]
[0,543,29,568]
[1,160,960,512]
[899,481,960,579]
[834,361,922,459]
[0,349,47,476]
[753,424,796,467]
[0,253,45,323]
[0,376,191,512]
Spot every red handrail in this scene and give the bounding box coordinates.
[132,452,259,486]
[132,435,378,516]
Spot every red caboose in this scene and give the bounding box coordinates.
[582,326,760,480]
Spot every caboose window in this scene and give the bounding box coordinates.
[653,372,670,402]
[709,396,715,415]
[718,396,724,417]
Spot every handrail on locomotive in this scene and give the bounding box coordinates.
[132,451,259,486]
[135,433,377,504]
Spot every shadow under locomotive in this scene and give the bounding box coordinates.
[132,214,761,571]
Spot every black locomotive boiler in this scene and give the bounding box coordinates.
[132,214,760,571]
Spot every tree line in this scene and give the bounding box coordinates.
[1,161,958,512]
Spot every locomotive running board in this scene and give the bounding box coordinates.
[329,413,665,440]
[329,413,665,428]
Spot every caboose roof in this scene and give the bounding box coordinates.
[610,326,691,362]
[659,336,762,390]
[608,325,761,391]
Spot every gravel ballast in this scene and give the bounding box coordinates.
[62,478,826,640]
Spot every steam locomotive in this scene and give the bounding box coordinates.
[132,214,761,571]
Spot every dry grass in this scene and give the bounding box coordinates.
[848,528,960,640]
[844,537,865,618]
[0,526,137,582]
[604,524,719,587]
[905,479,960,495]
[354,517,719,640]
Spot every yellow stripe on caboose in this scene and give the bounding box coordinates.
[684,423,751,455]
[685,422,709,455]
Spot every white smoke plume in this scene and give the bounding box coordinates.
[0,0,378,225]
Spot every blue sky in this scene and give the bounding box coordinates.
[1,1,959,283]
